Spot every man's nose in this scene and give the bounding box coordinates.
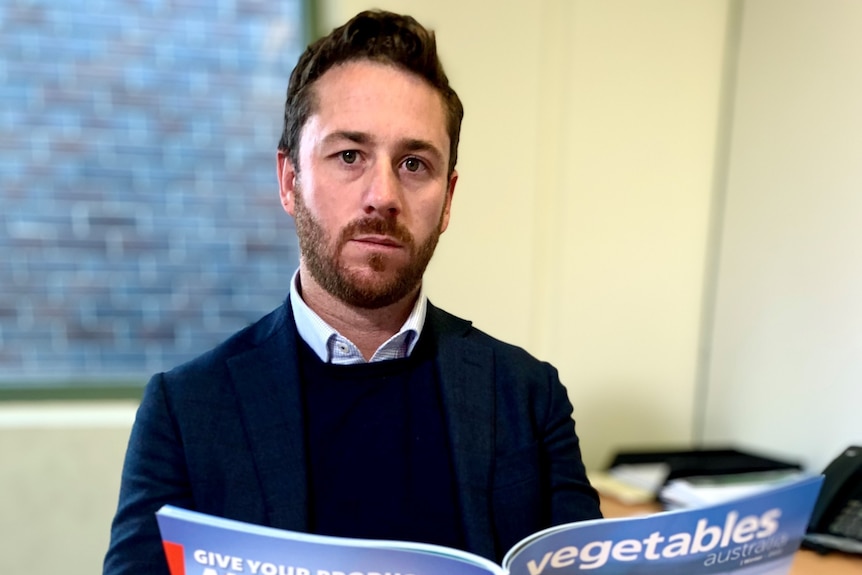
[364,161,402,217]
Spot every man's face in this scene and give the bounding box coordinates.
[278,60,457,309]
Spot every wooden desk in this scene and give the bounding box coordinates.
[599,494,862,575]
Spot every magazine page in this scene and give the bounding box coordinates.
[156,505,504,575]
[502,475,823,575]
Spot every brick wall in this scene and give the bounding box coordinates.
[0,1,305,385]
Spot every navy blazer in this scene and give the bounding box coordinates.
[104,301,601,574]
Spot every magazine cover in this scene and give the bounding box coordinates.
[502,475,823,575]
[156,506,504,575]
[156,474,823,575]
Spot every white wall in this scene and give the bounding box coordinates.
[538,1,728,467]
[702,0,862,472]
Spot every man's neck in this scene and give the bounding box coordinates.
[297,269,419,361]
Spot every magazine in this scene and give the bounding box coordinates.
[156,474,823,575]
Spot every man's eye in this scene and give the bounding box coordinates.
[340,150,358,164]
[403,157,423,172]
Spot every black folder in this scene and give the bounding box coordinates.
[607,446,803,485]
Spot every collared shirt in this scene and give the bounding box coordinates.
[288,269,427,364]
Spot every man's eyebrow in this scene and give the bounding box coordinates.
[400,138,444,164]
[321,130,372,146]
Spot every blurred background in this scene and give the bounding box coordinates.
[2,0,861,573]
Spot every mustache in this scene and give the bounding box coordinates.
[339,217,414,246]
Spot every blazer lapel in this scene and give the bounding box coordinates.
[227,304,309,532]
[431,305,496,560]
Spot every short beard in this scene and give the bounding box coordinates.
[293,187,444,309]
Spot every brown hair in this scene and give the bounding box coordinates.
[278,10,463,176]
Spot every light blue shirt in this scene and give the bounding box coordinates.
[288,269,427,364]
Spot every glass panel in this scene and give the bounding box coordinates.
[1,0,306,388]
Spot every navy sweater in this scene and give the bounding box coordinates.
[299,335,465,550]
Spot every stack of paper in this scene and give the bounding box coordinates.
[660,470,807,510]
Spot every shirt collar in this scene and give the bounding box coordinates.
[288,269,427,364]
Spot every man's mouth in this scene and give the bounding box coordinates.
[350,234,404,249]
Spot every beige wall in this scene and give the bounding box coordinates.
[702,0,862,472]
[0,402,136,574]
[323,0,732,467]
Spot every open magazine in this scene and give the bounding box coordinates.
[156,474,823,575]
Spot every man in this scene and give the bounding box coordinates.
[104,10,601,575]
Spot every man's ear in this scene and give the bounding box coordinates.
[439,170,458,233]
[277,150,298,216]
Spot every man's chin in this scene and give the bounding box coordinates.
[339,272,417,309]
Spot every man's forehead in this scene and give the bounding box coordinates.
[303,60,450,148]
[315,61,442,103]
